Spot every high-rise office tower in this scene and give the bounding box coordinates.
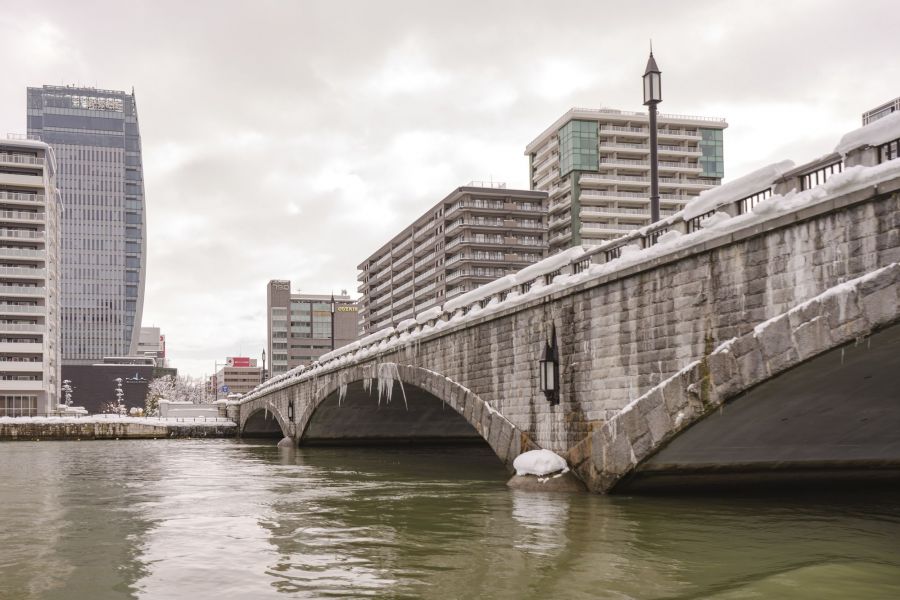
[525,108,727,253]
[26,85,147,364]
[0,137,62,416]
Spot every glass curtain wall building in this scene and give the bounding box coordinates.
[26,86,146,364]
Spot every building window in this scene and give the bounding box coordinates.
[699,128,724,178]
[558,120,599,177]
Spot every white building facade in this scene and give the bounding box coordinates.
[525,108,727,252]
[0,137,62,416]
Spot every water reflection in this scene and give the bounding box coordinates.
[2,440,899,600]
[510,491,571,556]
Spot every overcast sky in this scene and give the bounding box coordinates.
[0,0,896,377]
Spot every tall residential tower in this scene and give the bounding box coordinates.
[525,108,727,252]
[26,85,147,364]
[0,137,62,416]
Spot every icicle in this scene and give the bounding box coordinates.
[841,347,845,365]
[363,377,372,395]
[338,383,348,406]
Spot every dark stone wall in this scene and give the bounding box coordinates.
[62,364,154,414]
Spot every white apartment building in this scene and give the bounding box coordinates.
[0,136,62,416]
[357,183,548,334]
[525,108,727,252]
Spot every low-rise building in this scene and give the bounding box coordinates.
[209,357,262,399]
[138,326,167,367]
[356,182,548,334]
[0,136,62,416]
[266,284,358,377]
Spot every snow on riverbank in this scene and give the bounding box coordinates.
[0,415,236,427]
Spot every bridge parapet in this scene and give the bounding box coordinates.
[235,114,900,489]
[245,113,900,406]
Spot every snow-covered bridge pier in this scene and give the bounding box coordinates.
[229,117,900,493]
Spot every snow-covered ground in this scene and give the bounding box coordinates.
[0,415,236,427]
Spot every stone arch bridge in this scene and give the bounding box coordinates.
[230,129,900,493]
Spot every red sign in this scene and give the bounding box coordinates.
[227,356,251,368]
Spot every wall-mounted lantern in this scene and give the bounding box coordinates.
[539,325,560,405]
[288,399,294,421]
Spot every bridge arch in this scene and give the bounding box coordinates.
[293,363,531,471]
[240,401,291,439]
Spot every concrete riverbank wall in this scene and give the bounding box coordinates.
[0,420,238,441]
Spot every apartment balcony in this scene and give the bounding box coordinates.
[599,125,647,137]
[658,129,701,141]
[532,156,557,180]
[373,278,392,294]
[374,253,391,268]
[414,221,436,239]
[533,169,556,190]
[392,249,413,269]
[0,210,45,224]
[0,173,44,188]
[0,379,44,391]
[0,153,44,167]
[415,281,437,297]
[0,285,45,297]
[581,223,643,235]
[393,278,413,296]
[549,196,571,214]
[0,360,43,372]
[580,173,649,187]
[0,266,45,279]
[533,138,558,161]
[414,267,436,284]
[0,191,45,205]
[548,179,571,198]
[414,234,438,255]
[0,248,45,261]
[0,304,45,316]
[393,307,414,321]
[600,142,650,154]
[393,264,414,283]
[0,342,42,353]
[417,251,436,266]
[0,229,44,241]
[372,304,392,318]
[659,161,703,173]
[549,229,572,245]
[600,158,649,168]
[659,178,715,190]
[658,144,703,156]
[0,322,43,333]
[393,293,414,310]
[393,237,412,256]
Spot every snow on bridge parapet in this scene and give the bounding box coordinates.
[241,117,900,404]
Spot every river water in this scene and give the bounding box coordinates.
[1,439,899,599]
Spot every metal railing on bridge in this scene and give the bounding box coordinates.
[242,113,900,403]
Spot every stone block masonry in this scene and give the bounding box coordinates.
[235,182,900,490]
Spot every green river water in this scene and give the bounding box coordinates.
[1,439,898,599]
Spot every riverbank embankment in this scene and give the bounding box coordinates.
[0,416,238,441]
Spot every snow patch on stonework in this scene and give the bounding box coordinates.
[513,449,569,476]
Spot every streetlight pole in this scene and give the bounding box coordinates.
[643,46,663,225]
[330,292,336,351]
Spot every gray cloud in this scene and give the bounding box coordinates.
[0,0,896,376]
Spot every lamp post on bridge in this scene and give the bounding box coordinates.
[643,46,663,224]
